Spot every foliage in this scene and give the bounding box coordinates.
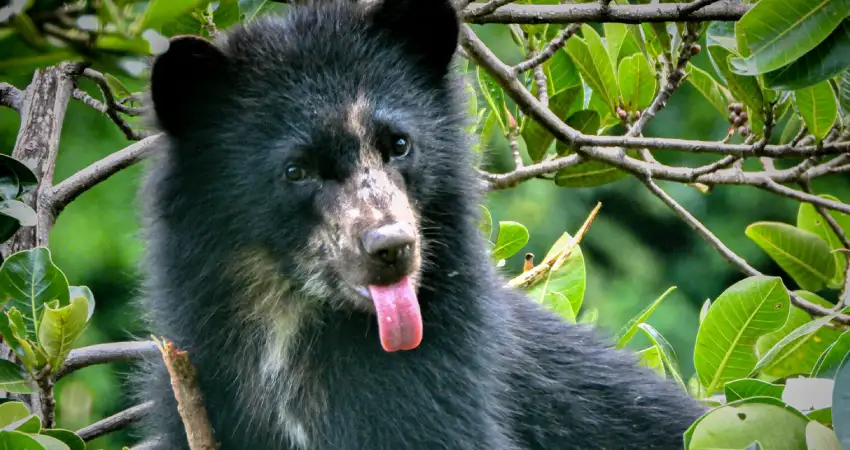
[1,0,850,449]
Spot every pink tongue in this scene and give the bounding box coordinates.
[367,275,423,352]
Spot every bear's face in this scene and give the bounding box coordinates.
[148,0,465,351]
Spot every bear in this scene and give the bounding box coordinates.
[131,0,707,448]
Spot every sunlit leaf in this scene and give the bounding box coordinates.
[637,346,665,377]
[806,420,843,450]
[797,194,850,288]
[638,323,685,387]
[794,80,839,143]
[135,0,211,33]
[492,221,529,261]
[694,276,790,395]
[38,296,90,373]
[685,397,808,450]
[0,402,30,428]
[812,330,850,378]
[730,0,850,76]
[0,360,35,394]
[724,379,784,402]
[745,222,837,292]
[477,67,508,135]
[617,53,656,112]
[614,286,676,348]
[527,231,586,315]
[565,28,617,114]
[38,430,84,450]
[0,430,46,450]
[213,0,241,29]
[545,50,581,95]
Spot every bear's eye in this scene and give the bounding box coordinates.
[284,164,308,182]
[390,136,411,159]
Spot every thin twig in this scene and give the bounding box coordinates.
[679,0,724,15]
[464,0,516,18]
[513,24,581,73]
[640,176,850,326]
[56,341,159,379]
[50,133,163,216]
[532,65,549,107]
[79,68,150,140]
[76,401,156,442]
[0,83,23,111]
[462,1,750,24]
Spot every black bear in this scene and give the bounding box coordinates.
[132,0,706,448]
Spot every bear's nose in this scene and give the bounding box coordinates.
[361,222,415,266]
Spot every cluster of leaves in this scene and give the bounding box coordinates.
[488,197,850,449]
[0,155,38,243]
[0,248,95,450]
[467,0,849,187]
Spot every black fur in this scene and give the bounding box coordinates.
[132,1,706,449]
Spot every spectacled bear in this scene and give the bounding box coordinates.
[131,0,707,448]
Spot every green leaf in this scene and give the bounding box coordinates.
[699,299,711,325]
[808,407,833,427]
[833,357,850,448]
[69,286,95,322]
[839,67,850,115]
[617,53,656,112]
[37,296,89,373]
[38,430,84,450]
[4,414,40,433]
[730,0,850,76]
[560,109,600,137]
[812,330,850,378]
[0,201,36,227]
[136,0,210,33]
[0,402,30,428]
[637,323,685,387]
[685,63,733,117]
[0,154,37,198]
[158,10,204,37]
[614,286,677,348]
[0,430,46,450]
[0,311,38,371]
[602,23,641,68]
[806,420,843,450]
[545,50,581,95]
[542,292,576,323]
[707,45,766,132]
[213,0,240,29]
[637,346,665,377]
[0,361,35,395]
[763,20,850,90]
[527,231,586,315]
[724,379,784,402]
[553,110,631,188]
[476,67,508,136]
[492,221,529,261]
[685,397,809,450]
[565,27,617,114]
[794,80,839,142]
[780,112,803,145]
[750,305,841,377]
[521,87,582,162]
[578,307,598,325]
[29,434,70,450]
[797,194,850,288]
[745,222,837,292]
[0,247,70,339]
[104,74,132,101]
[694,276,791,395]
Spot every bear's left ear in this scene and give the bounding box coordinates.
[366,0,460,74]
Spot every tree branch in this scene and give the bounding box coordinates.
[640,177,850,326]
[50,133,163,217]
[513,24,581,73]
[0,82,23,111]
[56,341,158,379]
[78,68,151,140]
[461,1,750,24]
[680,0,725,15]
[76,401,156,442]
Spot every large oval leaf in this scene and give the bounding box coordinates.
[0,430,47,450]
[491,221,529,261]
[477,67,508,135]
[694,276,790,395]
[617,53,656,112]
[686,397,809,450]
[545,49,581,96]
[521,87,582,162]
[0,401,31,428]
[763,20,850,90]
[797,194,850,288]
[806,420,843,450]
[565,27,617,115]
[38,430,84,450]
[833,356,850,448]
[794,80,839,143]
[724,379,784,402]
[0,360,35,394]
[751,293,842,378]
[730,0,850,76]
[745,222,837,292]
[0,247,70,339]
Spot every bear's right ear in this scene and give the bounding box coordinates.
[149,35,230,136]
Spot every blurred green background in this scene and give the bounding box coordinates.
[1,11,849,450]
